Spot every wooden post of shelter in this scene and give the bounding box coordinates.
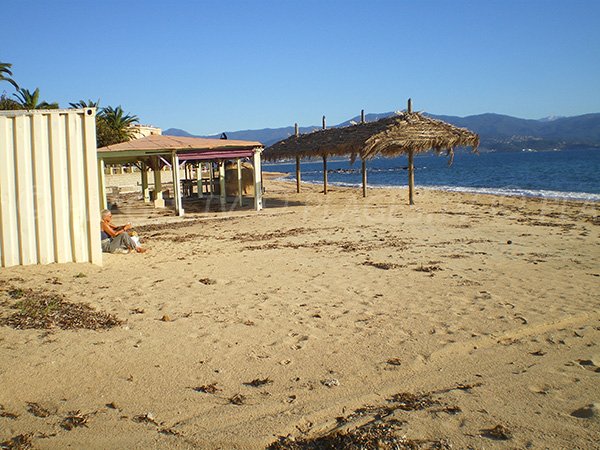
[295,123,301,193]
[152,156,165,208]
[218,160,226,207]
[196,162,203,198]
[360,109,367,198]
[141,161,150,203]
[236,158,243,206]
[171,151,184,216]
[407,98,415,205]
[322,115,327,195]
[98,158,107,210]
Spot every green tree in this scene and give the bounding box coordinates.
[0,93,21,110]
[14,87,59,109]
[69,99,100,109]
[96,105,139,148]
[0,62,19,90]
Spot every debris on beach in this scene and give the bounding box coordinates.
[414,264,443,273]
[267,422,451,450]
[228,394,246,405]
[362,261,404,270]
[160,315,172,322]
[0,434,32,450]
[194,383,221,394]
[198,278,217,285]
[26,402,51,418]
[0,404,18,419]
[243,378,273,388]
[60,410,89,430]
[133,413,160,426]
[0,287,122,330]
[481,424,512,440]
[321,379,340,388]
[386,358,402,366]
[389,392,437,411]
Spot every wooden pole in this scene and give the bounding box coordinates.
[295,123,301,193]
[360,110,366,197]
[407,98,415,205]
[237,158,243,206]
[323,156,328,195]
[408,150,415,205]
[219,160,226,206]
[322,116,327,195]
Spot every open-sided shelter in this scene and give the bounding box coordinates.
[264,104,479,204]
[97,135,264,215]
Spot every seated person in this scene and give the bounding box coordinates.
[100,209,146,253]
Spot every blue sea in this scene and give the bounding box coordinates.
[264,148,600,202]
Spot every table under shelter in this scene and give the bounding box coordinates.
[97,135,264,215]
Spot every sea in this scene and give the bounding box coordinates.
[264,148,600,202]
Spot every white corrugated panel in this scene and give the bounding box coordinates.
[0,109,102,267]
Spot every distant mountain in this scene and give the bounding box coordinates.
[164,112,600,152]
[162,128,195,137]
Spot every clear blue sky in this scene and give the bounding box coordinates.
[2,0,599,134]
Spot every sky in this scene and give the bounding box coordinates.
[2,0,599,135]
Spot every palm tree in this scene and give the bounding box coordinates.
[96,105,139,148]
[0,62,19,90]
[69,99,100,109]
[13,87,59,109]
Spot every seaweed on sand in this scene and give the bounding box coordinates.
[0,287,122,330]
[267,422,450,449]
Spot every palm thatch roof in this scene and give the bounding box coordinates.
[264,112,479,162]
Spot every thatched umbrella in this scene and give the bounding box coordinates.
[265,101,479,204]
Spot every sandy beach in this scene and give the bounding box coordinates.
[1,175,599,449]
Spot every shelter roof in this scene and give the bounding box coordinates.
[264,112,479,162]
[98,134,263,154]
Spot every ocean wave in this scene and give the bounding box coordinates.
[425,185,600,202]
[273,176,600,202]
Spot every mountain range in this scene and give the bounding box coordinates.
[164,112,600,152]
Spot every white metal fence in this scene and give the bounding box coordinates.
[0,109,102,267]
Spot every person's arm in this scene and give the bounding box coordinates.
[101,221,122,238]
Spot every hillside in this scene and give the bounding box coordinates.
[163,112,600,151]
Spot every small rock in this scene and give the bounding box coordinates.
[507,240,512,245]
[321,378,339,388]
[160,315,171,322]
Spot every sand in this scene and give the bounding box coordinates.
[0,175,599,449]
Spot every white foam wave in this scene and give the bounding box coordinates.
[273,176,600,202]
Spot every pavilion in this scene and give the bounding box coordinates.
[97,135,264,215]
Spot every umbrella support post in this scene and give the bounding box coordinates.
[323,156,328,195]
[408,150,415,205]
[296,156,301,193]
[361,158,367,197]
